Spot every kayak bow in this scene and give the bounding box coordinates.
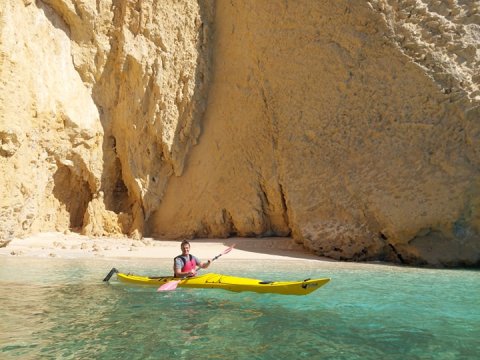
[106,269,330,296]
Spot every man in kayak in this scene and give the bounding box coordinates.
[174,240,211,278]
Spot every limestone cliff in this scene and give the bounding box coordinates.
[0,0,479,266]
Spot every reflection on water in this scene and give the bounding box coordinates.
[1,257,479,359]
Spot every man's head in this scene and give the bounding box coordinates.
[180,240,190,255]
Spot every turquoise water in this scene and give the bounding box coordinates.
[0,257,479,359]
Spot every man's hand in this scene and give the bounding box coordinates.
[187,270,196,277]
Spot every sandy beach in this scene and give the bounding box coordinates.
[0,232,326,262]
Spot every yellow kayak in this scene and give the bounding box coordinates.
[104,268,330,296]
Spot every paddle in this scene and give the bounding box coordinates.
[103,267,118,282]
[157,244,235,292]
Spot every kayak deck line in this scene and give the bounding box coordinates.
[104,268,330,296]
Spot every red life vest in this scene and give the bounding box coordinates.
[176,255,197,275]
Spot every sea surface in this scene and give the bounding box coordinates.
[0,256,479,359]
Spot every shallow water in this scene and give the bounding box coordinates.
[1,257,479,359]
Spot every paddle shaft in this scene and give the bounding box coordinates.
[194,244,234,273]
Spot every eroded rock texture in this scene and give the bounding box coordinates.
[1,0,479,266]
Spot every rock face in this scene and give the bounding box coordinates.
[0,0,479,267]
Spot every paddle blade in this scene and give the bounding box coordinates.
[157,280,181,292]
[211,244,236,262]
[222,244,235,254]
[103,268,118,282]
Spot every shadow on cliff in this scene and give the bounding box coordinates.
[91,1,215,238]
[33,1,94,232]
[52,164,92,231]
[36,0,214,236]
